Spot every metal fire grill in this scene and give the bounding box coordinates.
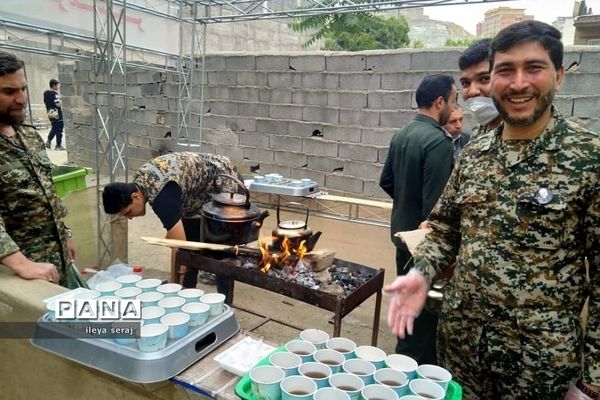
[176,249,385,345]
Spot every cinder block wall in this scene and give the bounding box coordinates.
[58,47,600,199]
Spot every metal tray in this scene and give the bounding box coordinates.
[249,178,319,197]
[31,305,240,383]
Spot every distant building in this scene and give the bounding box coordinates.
[574,14,600,45]
[554,17,576,45]
[395,8,473,47]
[476,7,533,38]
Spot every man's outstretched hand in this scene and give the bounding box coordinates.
[384,269,429,338]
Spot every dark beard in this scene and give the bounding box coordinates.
[0,111,25,126]
[493,90,555,128]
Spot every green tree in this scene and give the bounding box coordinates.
[289,9,410,51]
[445,38,477,47]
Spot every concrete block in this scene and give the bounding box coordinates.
[240,132,270,148]
[577,117,600,133]
[325,173,364,194]
[127,134,152,148]
[209,101,239,116]
[302,73,339,90]
[290,55,326,72]
[303,106,339,124]
[328,91,367,109]
[206,86,229,100]
[339,73,381,90]
[579,51,600,73]
[367,91,412,110]
[259,88,292,104]
[290,168,326,186]
[339,143,379,162]
[366,53,412,72]
[200,142,217,154]
[256,55,290,71]
[274,150,308,167]
[227,117,256,132]
[136,71,163,84]
[336,126,362,143]
[307,155,343,172]
[270,135,303,152]
[204,56,226,71]
[229,87,260,102]
[256,119,289,135]
[340,109,379,127]
[326,55,367,72]
[563,51,581,72]
[361,128,395,146]
[270,104,303,121]
[561,73,600,96]
[303,138,338,157]
[237,71,268,86]
[343,160,383,180]
[202,128,239,146]
[242,147,274,163]
[573,96,600,119]
[255,162,292,176]
[411,49,460,71]
[288,121,327,138]
[292,90,328,106]
[379,110,417,128]
[215,144,244,163]
[268,72,302,88]
[225,56,256,71]
[202,115,227,130]
[381,71,427,90]
[207,72,237,85]
[378,147,389,163]
[363,180,389,199]
[238,102,269,118]
[160,83,180,98]
[553,96,574,117]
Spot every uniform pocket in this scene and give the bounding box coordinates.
[515,188,567,250]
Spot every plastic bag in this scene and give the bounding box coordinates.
[86,259,132,289]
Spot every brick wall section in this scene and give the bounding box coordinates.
[60,47,600,199]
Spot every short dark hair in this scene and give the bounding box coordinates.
[102,182,138,214]
[49,78,59,87]
[0,51,24,77]
[458,38,492,71]
[415,74,455,108]
[491,20,563,70]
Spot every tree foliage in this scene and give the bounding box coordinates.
[289,9,411,51]
[445,37,478,47]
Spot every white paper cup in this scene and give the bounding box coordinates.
[116,274,142,287]
[160,312,190,339]
[137,291,165,307]
[249,365,285,400]
[157,283,182,297]
[135,278,162,292]
[182,302,210,327]
[281,375,318,400]
[314,348,346,373]
[300,328,329,349]
[200,293,226,316]
[299,362,332,389]
[112,319,140,345]
[95,281,123,296]
[398,396,424,400]
[416,364,452,391]
[72,289,101,301]
[178,288,205,303]
[342,358,376,385]
[114,286,142,299]
[269,352,303,377]
[314,387,351,400]
[329,372,364,400]
[141,306,166,325]
[46,301,56,321]
[285,340,317,363]
[158,296,186,314]
[326,337,357,359]
[385,354,418,380]
[361,384,400,400]
[374,368,409,397]
[355,346,386,369]
[409,379,445,400]
[138,323,168,352]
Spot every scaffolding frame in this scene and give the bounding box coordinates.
[0,0,515,265]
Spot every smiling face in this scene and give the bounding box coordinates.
[490,41,564,129]
[459,60,491,101]
[0,69,27,126]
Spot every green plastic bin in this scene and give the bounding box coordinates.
[51,166,92,198]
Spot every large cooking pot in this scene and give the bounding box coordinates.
[271,202,321,251]
[200,174,269,245]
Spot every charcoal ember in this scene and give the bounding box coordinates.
[242,261,258,269]
[328,264,372,295]
[319,283,345,297]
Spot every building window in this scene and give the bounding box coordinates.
[588,39,600,45]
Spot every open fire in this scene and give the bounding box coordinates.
[258,236,308,273]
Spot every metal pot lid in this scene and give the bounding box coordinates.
[278,219,306,230]
[202,199,261,221]
[212,192,248,206]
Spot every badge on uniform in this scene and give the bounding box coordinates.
[534,187,553,205]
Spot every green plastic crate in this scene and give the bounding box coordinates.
[51,166,92,198]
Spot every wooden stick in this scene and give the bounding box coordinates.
[140,236,261,256]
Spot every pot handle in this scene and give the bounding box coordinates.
[215,174,250,207]
[277,201,310,227]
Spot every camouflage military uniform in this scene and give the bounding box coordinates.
[133,152,238,217]
[413,108,600,399]
[0,125,70,284]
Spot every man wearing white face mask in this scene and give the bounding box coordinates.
[458,38,502,137]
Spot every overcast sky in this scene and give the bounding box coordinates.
[424,0,600,34]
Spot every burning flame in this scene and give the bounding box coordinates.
[259,235,308,273]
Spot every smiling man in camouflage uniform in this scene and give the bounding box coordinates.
[384,21,599,399]
[0,51,74,286]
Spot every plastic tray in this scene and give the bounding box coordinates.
[214,336,276,376]
[234,346,462,400]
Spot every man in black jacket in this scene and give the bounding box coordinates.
[379,74,456,364]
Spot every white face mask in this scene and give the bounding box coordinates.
[465,96,500,126]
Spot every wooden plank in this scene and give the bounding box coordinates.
[140,237,235,251]
[316,194,393,210]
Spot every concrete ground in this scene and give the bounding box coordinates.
[43,129,399,354]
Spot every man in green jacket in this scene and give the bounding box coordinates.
[379,74,456,364]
